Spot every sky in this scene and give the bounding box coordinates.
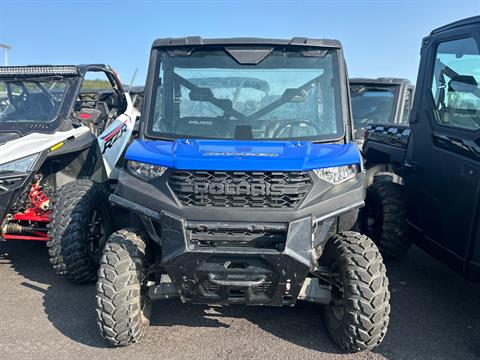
[0,0,478,85]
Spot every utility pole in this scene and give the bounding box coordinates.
[0,44,11,65]
[130,68,138,87]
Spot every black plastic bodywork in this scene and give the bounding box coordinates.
[42,131,108,187]
[158,212,311,305]
[113,37,362,305]
[362,16,480,281]
[362,123,410,180]
[152,37,342,49]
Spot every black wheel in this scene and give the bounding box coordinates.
[96,229,151,346]
[322,231,390,352]
[47,179,112,283]
[361,177,410,259]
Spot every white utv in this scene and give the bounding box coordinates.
[0,65,141,283]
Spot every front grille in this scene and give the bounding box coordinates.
[168,170,312,208]
[201,279,272,296]
[188,225,286,250]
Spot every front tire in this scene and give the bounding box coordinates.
[361,178,410,259]
[323,231,390,352]
[47,180,112,283]
[96,229,151,347]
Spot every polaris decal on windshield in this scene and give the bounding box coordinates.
[203,152,279,157]
[189,120,213,125]
[101,120,128,154]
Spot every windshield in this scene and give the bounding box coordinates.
[146,47,344,141]
[0,77,69,124]
[350,85,398,127]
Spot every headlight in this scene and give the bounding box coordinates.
[126,160,167,180]
[313,164,359,184]
[0,154,39,174]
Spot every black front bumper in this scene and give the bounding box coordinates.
[161,211,311,305]
[112,193,355,306]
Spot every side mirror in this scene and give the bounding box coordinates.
[282,88,307,102]
[448,75,480,101]
[451,74,478,86]
[189,87,214,101]
[189,87,233,109]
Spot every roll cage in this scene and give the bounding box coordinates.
[0,64,126,136]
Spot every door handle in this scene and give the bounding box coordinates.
[463,164,477,180]
[404,161,418,172]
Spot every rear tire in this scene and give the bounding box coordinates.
[361,178,410,259]
[47,180,112,283]
[96,229,151,347]
[323,231,390,352]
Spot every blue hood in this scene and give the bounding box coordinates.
[125,139,361,171]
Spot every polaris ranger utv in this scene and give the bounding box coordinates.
[0,65,140,282]
[350,78,414,185]
[350,78,413,145]
[96,37,390,352]
[361,16,480,271]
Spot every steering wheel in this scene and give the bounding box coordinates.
[267,119,322,138]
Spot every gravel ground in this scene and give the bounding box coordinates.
[0,240,479,360]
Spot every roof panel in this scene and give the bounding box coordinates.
[430,15,480,35]
[349,77,411,85]
[152,36,342,49]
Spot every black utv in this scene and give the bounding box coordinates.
[350,78,414,185]
[361,16,480,276]
[95,37,391,352]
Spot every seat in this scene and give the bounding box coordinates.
[77,108,104,136]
